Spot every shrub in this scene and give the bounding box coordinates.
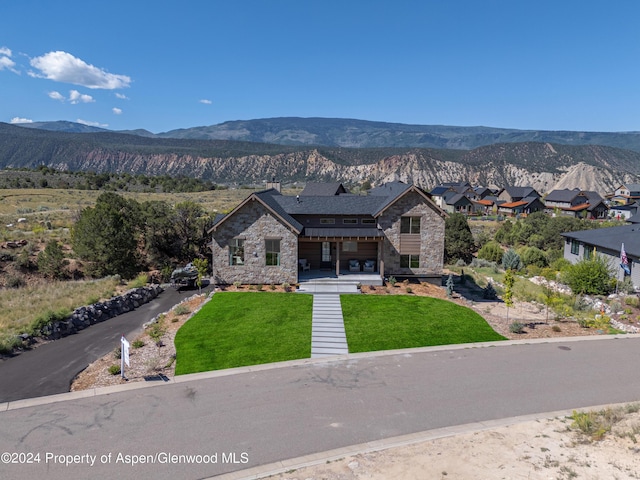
[256,283,263,291]
[5,275,25,289]
[552,325,561,332]
[108,364,121,375]
[470,258,498,269]
[132,339,145,349]
[509,321,525,334]
[127,273,149,289]
[233,281,242,289]
[29,308,71,336]
[561,255,614,295]
[624,296,640,308]
[269,283,276,291]
[113,347,121,359]
[502,249,523,271]
[477,241,503,263]
[521,246,548,268]
[174,304,190,316]
[388,276,397,287]
[455,259,466,267]
[405,286,413,294]
[282,282,291,292]
[609,300,622,313]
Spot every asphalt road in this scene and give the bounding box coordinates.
[0,284,212,403]
[1,336,640,480]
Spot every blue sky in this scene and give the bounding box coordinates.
[1,1,639,134]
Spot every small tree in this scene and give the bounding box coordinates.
[503,269,515,322]
[444,213,476,264]
[445,274,454,297]
[37,240,68,279]
[561,254,614,295]
[192,257,208,293]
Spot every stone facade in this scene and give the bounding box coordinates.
[378,190,445,281]
[211,199,298,285]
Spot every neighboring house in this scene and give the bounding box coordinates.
[497,196,546,217]
[209,181,447,285]
[441,191,474,214]
[497,186,541,203]
[545,189,608,219]
[429,182,474,209]
[562,225,640,287]
[610,202,640,221]
[609,184,640,206]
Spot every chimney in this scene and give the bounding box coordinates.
[266,178,281,192]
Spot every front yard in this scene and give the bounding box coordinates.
[341,295,506,352]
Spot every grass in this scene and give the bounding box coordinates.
[341,295,506,352]
[0,276,121,335]
[174,292,313,375]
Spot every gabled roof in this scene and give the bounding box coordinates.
[429,185,450,196]
[619,183,640,193]
[373,183,446,219]
[500,186,540,199]
[273,194,385,215]
[545,188,582,203]
[368,181,413,198]
[209,188,303,233]
[444,193,472,206]
[474,199,494,206]
[300,182,347,196]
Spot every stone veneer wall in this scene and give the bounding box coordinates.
[378,190,445,280]
[211,199,298,285]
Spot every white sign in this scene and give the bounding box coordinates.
[121,336,130,367]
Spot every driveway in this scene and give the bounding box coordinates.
[0,284,213,403]
[1,335,640,480]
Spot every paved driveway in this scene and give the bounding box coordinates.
[1,335,640,480]
[0,284,212,403]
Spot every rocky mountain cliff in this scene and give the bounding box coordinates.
[2,122,639,194]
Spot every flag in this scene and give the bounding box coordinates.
[620,243,631,275]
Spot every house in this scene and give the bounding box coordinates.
[610,202,640,221]
[497,186,541,204]
[441,191,474,214]
[429,182,474,209]
[497,196,546,217]
[545,189,608,219]
[562,225,640,288]
[209,181,447,286]
[608,184,640,206]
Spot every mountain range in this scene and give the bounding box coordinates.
[4,118,640,194]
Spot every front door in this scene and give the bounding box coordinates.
[321,241,331,269]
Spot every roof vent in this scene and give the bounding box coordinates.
[296,195,300,203]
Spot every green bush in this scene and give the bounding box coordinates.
[477,241,503,263]
[132,339,145,349]
[108,364,121,375]
[560,255,614,295]
[174,304,190,316]
[502,249,523,271]
[521,246,548,268]
[624,296,640,308]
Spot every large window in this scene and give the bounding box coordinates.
[400,216,421,234]
[229,238,244,265]
[265,239,280,266]
[400,254,419,269]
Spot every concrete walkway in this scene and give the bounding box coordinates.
[311,294,349,358]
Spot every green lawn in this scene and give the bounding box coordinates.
[341,295,506,352]
[174,292,313,375]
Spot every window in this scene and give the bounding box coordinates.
[342,241,357,252]
[400,254,419,268]
[570,239,579,255]
[584,246,594,259]
[361,218,375,225]
[343,218,357,224]
[320,218,335,224]
[229,239,244,265]
[265,239,280,266]
[400,216,420,234]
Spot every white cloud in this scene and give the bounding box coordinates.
[76,118,108,128]
[69,89,94,104]
[29,51,131,90]
[48,91,65,101]
[10,117,33,124]
[112,107,122,115]
[0,46,18,73]
[199,99,212,105]
[115,93,129,100]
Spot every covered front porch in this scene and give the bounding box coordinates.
[297,229,385,283]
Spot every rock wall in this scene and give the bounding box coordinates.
[34,284,163,340]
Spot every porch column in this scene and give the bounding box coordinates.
[336,241,340,276]
[378,239,384,279]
